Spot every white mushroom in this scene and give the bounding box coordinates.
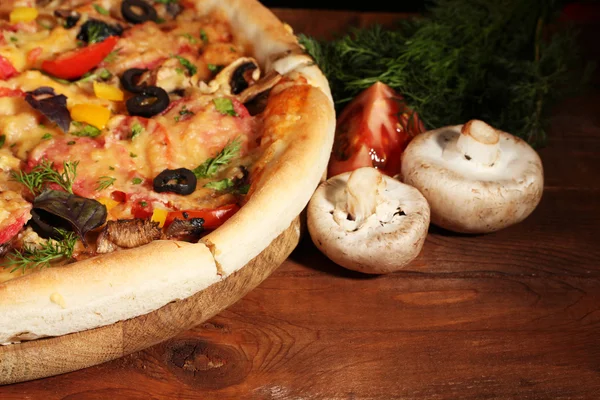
[400,119,544,234]
[307,167,430,274]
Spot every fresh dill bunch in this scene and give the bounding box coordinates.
[2,229,77,273]
[298,0,591,147]
[11,159,79,195]
[193,137,242,179]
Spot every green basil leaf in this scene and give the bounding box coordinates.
[33,190,107,245]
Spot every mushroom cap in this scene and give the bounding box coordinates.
[400,124,544,233]
[307,168,430,274]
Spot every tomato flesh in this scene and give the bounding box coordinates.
[0,55,18,80]
[41,36,119,80]
[0,209,30,245]
[164,204,240,230]
[328,81,425,178]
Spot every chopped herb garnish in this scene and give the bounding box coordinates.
[71,121,102,138]
[2,229,77,273]
[130,152,137,158]
[11,159,79,195]
[9,36,17,43]
[238,183,250,195]
[174,55,197,76]
[130,122,144,139]
[96,176,116,191]
[93,4,110,15]
[175,67,184,75]
[193,137,241,178]
[207,64,222,73]
[67,141,76,145]
[204,178,234,191]
[0,135,5,147]
[200,29,208,43]
[181,33,198,44]
[109,166,115,170]
[213,98,238,116]
[132,177,143,184]
[103,49,119,63]
[154,0,178,4]
[139,200,147,207]
[156,17,166,24]
[175,105,194,122]
[41,133,52,140]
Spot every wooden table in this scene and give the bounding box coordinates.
[2,8,600,399]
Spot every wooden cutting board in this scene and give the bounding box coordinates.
[0,217,301,385]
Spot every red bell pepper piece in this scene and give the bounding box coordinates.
[0,56,18,80]
[41,36,118,80]
[164,204,240,230]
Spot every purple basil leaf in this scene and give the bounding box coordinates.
[25,87,72,132]
[33,190,107,246]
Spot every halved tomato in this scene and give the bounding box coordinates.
[327,81,426,178]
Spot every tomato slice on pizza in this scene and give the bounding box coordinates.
[0,0,335,344]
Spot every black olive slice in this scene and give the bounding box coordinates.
[121,0,158,24]
[54,10,80,29]
[120,68,147,93]
[230,62,258,95]
[77,19,123,44]
[126,86,170,117]
[153,168,197,195]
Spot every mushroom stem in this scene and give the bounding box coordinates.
[345,167,385,225]
[457,119,500,166]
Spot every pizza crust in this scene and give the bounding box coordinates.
[0,0,335,344]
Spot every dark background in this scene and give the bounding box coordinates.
[258,0,429,12]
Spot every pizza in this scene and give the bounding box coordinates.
[0,0,335,344]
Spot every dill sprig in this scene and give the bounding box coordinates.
[2,229,77,273]
[298,0,593,147]
[96,176,116,191]
[11,159,79,195]
[193,137,242,179]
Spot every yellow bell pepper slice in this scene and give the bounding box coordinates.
[10,7,38,23]
[97,197,119,211]
[151,208,169,228]
[70,104,111,129]
[93,81,124,101]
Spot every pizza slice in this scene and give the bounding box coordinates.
[0,0,334,344]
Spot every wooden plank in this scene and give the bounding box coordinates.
[2,268,598,399]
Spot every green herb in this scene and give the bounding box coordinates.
[93,4,109,15]
[213,98,237,116]
[67,141,76,145]
[175,67,184,75]
[132,177,143,184]
[154,0,178,3]
[71,121,102,138]
[174,55,197,76]
[2,229,77,273]
[139,201,147,207]
[193,137,241,178]
[298,0,593,147]
[204,178,234,191]
[103,49,119,63]
[181,33,198,44]
[9,36,17,43]
[200,29,208,43]
[41,133,52,140]
[130,122,144,139]
[156,17,166,24]
[175,105,194,121]
[207,64,222,73]
[11,159,79,195]
[130,152,137,158]
[96,176,116,191]
[0,135,5,147]
[77,68,112,83]
[109,166,115,170]
[238,183,250,195]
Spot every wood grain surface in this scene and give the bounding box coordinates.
[1,7,599,399]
